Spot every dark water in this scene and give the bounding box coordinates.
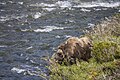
[0,0,120,80]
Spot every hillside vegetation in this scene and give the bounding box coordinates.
[49,13,120,80]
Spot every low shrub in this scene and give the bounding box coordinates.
[92,41,120,63]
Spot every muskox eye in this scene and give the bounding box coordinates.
[58,53,63,57]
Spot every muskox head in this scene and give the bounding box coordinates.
[51,36,93,65]
[51,43,66,64]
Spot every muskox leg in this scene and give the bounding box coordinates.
[63,56,76,65]
[69,57,76,65]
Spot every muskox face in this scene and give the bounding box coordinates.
[52,49,65,64]
[52,39,78,64]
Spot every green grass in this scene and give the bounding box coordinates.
[49,13,120,80]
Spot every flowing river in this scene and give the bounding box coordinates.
[0,0,120,80]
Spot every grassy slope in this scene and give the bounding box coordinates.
[49,13,120,80]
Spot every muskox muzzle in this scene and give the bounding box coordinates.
[51,49,64,64]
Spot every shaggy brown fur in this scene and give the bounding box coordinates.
[52,36,93,65]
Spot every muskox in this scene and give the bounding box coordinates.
[51,36,93,65]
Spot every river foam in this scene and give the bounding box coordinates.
[11,67,26,74]
[33,26,65,32]
[73,2,120,8]
[30,1,120,8]
[21,26,65,32]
